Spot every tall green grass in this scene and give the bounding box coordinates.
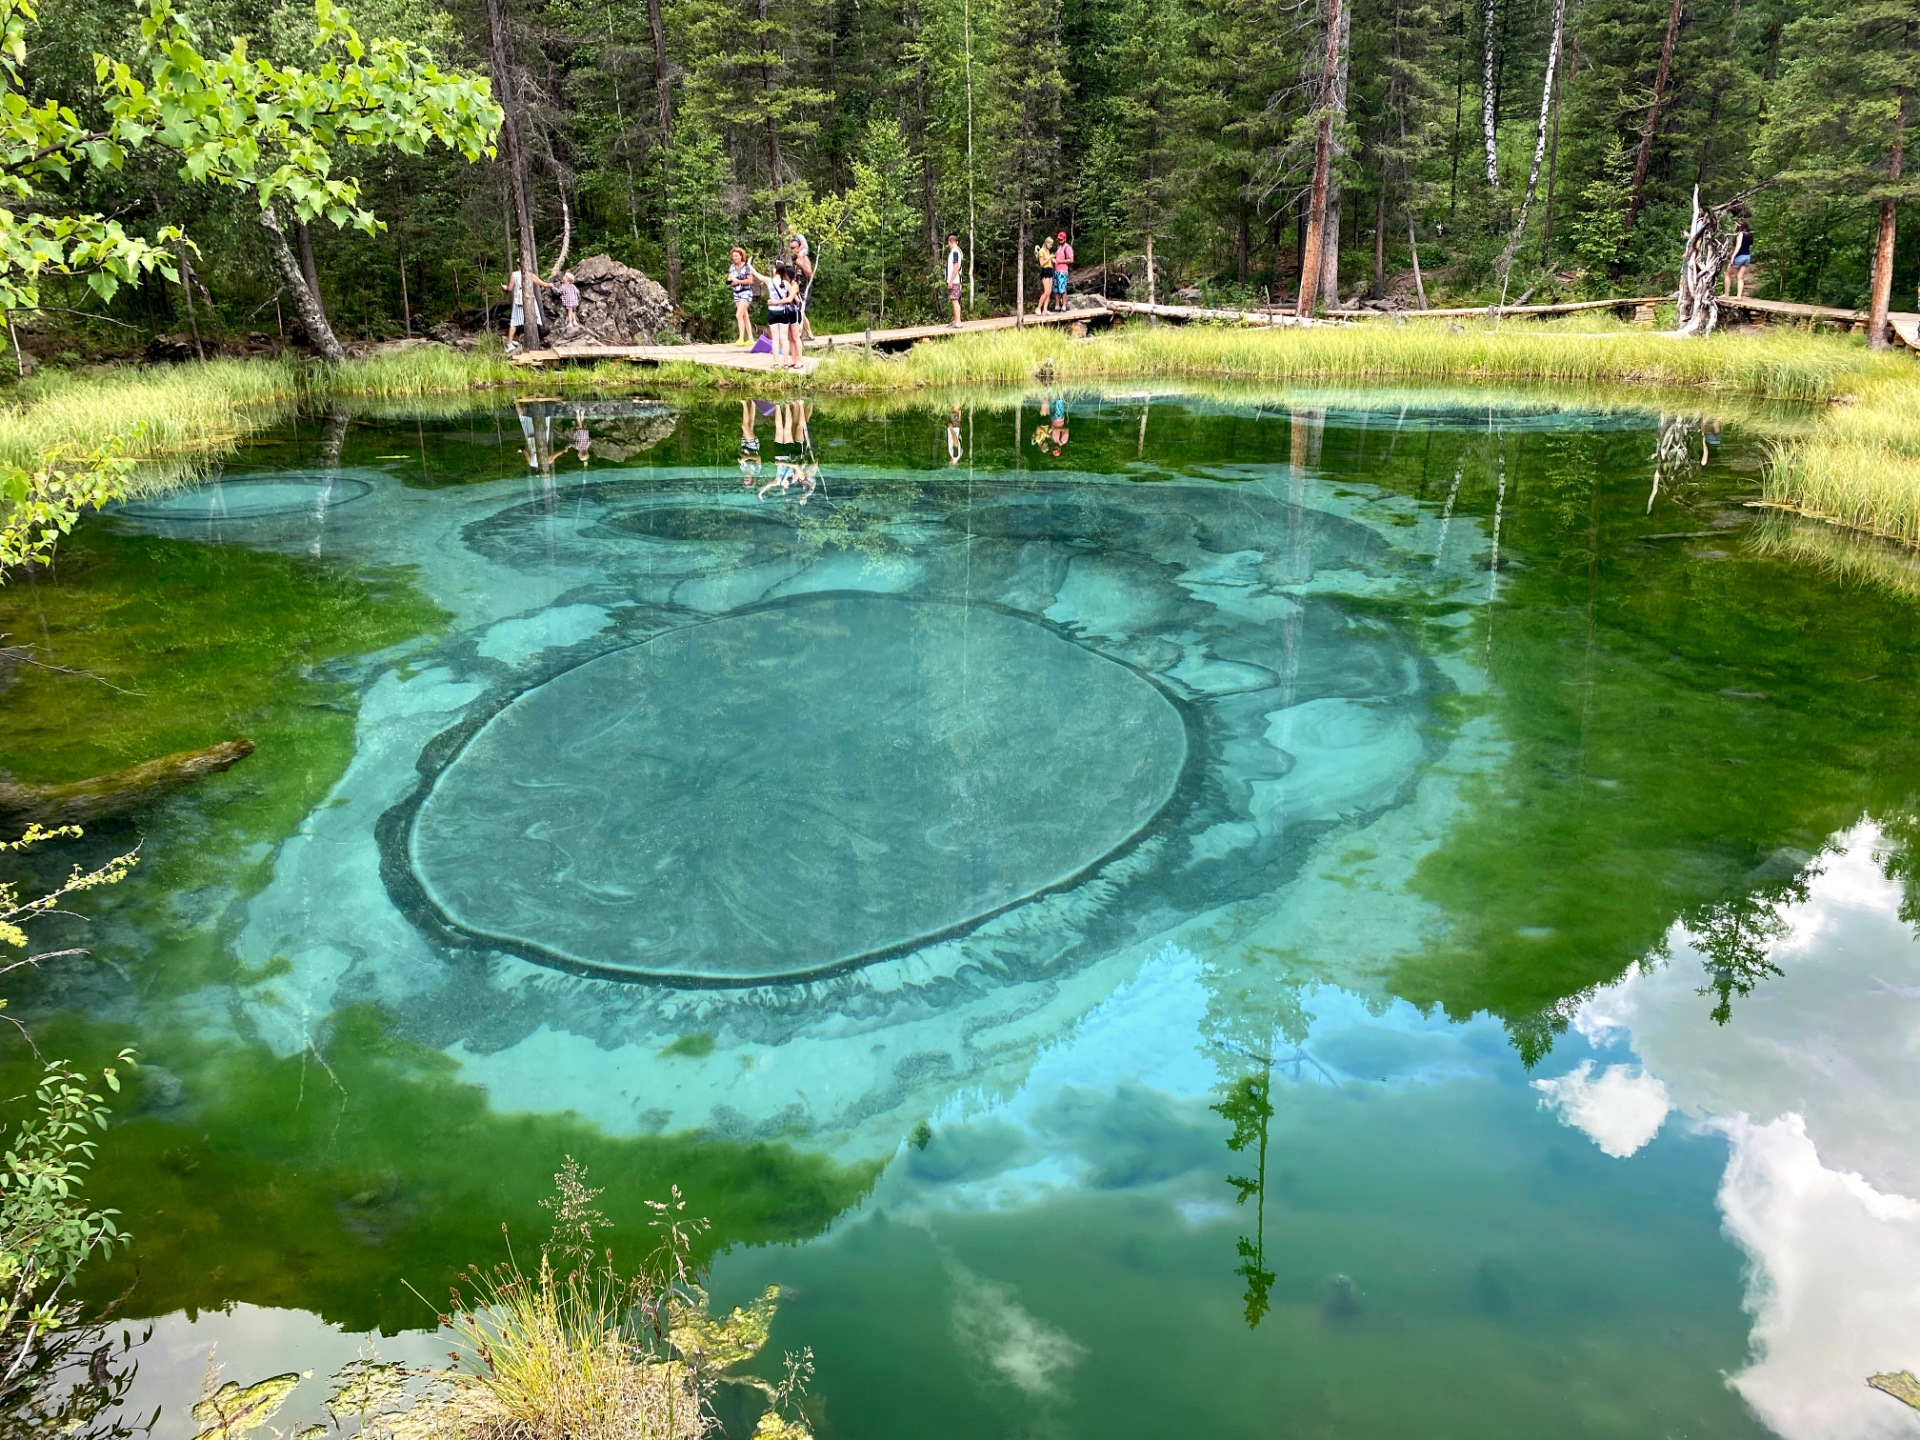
[813,320,1890,400]
[1762,373,1920,546]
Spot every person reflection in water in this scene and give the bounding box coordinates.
[947,406,963,465]
[739,400,762,487]
[1031,393,1069,458]
[758,401,818,503]
[516,401,555,475]
[571,407,591,467]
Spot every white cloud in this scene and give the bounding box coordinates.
[948,1262,1086,1398]
[1531,1060,1672,1158]
[1714,1114,1920,1440]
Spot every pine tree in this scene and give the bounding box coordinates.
[1760,0,1920,344]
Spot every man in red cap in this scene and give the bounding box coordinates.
[1053,231,1074,308]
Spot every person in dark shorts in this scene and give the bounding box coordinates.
[1725,214,1754,298]
[762,260,804,368]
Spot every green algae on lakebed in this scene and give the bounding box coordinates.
[0,1010,879,1333]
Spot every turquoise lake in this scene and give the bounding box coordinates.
[3,389,1918,1440]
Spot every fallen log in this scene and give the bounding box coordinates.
[0,738,256,827]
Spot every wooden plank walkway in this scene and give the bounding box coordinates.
[804,307,1103,349]
[1105,298,1337,326]
[1329,296,1667,320]
[512,342,820,374]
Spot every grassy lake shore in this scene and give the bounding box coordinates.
[2,321,1914,545]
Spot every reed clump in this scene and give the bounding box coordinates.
[1761,373,1920,546]
[194,1164,815,1440]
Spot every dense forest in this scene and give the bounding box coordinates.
[15,0,1920,342]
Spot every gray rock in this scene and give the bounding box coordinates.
[565,254,685,346]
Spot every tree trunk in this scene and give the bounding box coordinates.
[1320,0,1351,307]
[1869,120,1908,349]
[1623,0,1684,238]
[1321,187,1341,305]
[259,206,346,362]
[1870,33,1913,349]
[646,0,681,302]
[1407,212,1428,308]
[1145,230,1155,305]
[295,221,323,311]
[1541,38,1564,262]
[176,241,205,360]
[397,231,412,335]
[760,0,788,228]
[485,0,542,349]
[1017,199,1028,323]
[1497,0,1566,294]
[1480,0,1499,189]
[1297,0,1345,316]
[1373,181,1387,299]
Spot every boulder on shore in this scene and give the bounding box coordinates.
[560,255,684,346]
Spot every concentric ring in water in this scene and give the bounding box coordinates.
[115,473,373,521]
[407,592,1191,984]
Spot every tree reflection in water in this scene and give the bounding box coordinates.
[1213,1046,1336,1329]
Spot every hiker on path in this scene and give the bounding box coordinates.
[946,234,965,327]
[502,264,551,353]
[1053,232,1074,307]
[729,247,758,345]
[1724,216,1754,299]
[1034,234,1056,315]
[789,232,816,339]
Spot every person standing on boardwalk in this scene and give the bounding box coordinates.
[556,271,581,334]
[1053,231,1074,307]
[1034,234,1056,315]
[1724,216,1754,299]
[788,232,816,339]
[946,234,965,326]
[728,247,757,345]
[502,264,550,353]
[761,260,804,369]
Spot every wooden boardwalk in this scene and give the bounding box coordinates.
[804,307,1104,349]
[507,292,1920,373]
[1329,296,1666,321]
[512,342,820,374]
[1106,298,1335,326]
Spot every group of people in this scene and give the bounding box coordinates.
[1032,232,1075,314]
[722,226,1075,351]
[729,232,815,368]
[502,267,583,353]
[740,398,820,499]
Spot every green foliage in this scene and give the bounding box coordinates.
[842,116,921,323]
[0,1051,136,1407]
[0,437,135,573]
[1569,136,1632,289]
[95,0,502,234]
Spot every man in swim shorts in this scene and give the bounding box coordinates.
[1053,231,1074,302]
